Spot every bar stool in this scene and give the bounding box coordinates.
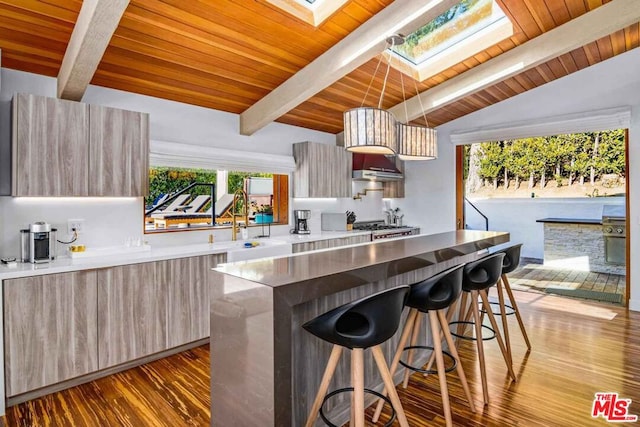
[303,286,411,427]
[494,244,532,360]
[449,253,517,405]
[372,264,476,427]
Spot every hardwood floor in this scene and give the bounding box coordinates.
[4,290,640,426]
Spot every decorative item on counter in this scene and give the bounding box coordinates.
[255,204,274,224]
[346,211,357,231]
[1,257,17,268]
[70,244,86,253]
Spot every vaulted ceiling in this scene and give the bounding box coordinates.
[0,0,638,135]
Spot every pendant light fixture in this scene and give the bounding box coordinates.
[343,35,437,161]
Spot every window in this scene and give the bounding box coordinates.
[144,167,288,233]
[264,0,349,26]
[387,0,513,82]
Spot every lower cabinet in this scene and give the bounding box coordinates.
[292,234,371,253]
[162,255,219,348]
[3,271,98,397]
[3,253,226,396]
[97,254,225,369]
[97,262,166,369]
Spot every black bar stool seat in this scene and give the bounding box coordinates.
[491,244,532,360]
[373,265,476,427]
[449,253,517,405]
[303,286,411,427]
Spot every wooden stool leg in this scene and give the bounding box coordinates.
[305,345,343,427]
[372,309,418,423]
[352,348,365,427]
[429,310,453,427]
[479,290,517,382]
[402,313,422,388]
[372,346,410,427]
[421,303,460,378]
[438,309,476,413]
[496,278,513,365]
[456,291,469,343]
[470,290,490,405]
[503,274,532,350]
[351,353,356,426]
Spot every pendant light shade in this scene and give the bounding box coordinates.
[396,123,437,160]
[343,35,438,160]
[343,107,397,155]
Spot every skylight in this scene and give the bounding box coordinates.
[387,0,513,82]
[266,0,347,26]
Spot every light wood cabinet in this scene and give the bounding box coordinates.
[292,234,371,253]
[12,93,89,196]
[97,262,166,369]
[97,254,225,369]
[3,271,98,397]
[11,93,149,197]
[163,254,226,347]
[89,105,149,196]
[293,142,352,198]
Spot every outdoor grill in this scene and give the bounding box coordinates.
[602,205,626,265]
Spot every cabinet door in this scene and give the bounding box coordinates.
[89,105,149,196]
[12,93,89,196]
[4,271,98,396]
[97,263,166,369]
[163,254,224,347]
[293,142,352,198]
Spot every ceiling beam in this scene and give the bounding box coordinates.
[389,0,640,123]
[57,0,130,100]
[240,0,461,136]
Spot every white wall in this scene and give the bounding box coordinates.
[403,47,640,310]
[0,69,391,256]
[465,197,624,259]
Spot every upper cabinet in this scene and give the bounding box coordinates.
[12,93,149,197]
[293,141,352,198]
[12,93,90,196]
[89,105,149,196]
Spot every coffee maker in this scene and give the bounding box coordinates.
[293,210,311,234]
[20,222,57,263]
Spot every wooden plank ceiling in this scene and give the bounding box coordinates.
[0,0,638,134]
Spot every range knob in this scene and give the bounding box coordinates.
[616,228,624,234]
[604,227,613,233]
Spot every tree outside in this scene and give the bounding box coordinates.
[466,130,625,198]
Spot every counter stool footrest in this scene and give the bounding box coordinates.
[319,387,396,427]
[449,321,496,341]
[399,346,457,374]
[479,301,516,316]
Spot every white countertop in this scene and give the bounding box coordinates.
[0,230,373,280]
[275,230,372,244]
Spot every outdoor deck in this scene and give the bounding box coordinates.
[508,260,626,304]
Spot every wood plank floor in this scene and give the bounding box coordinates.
[508,262,626,298]
[3,290,640,426]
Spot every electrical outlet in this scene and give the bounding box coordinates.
[68,219,85,235]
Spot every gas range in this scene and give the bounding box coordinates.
[353,221,420,240]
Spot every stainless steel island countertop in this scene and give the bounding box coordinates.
[209,230,509,426]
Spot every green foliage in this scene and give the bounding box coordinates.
[469,130,625,191]
[478,141,502,180]
[147,167,216,206]
[147,168,272,207]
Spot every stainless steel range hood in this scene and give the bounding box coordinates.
[352,153,403,181]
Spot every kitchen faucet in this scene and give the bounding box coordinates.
[231,188,248,241]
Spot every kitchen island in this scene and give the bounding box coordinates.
[210,230,509,426]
